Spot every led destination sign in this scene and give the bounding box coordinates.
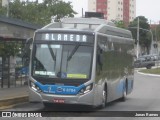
[35,33,93,43]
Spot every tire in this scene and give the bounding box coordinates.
[146,65,152,69]
[101,86,107,108]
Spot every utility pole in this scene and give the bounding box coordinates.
[6,0,9,17]
[82,8,84,18]
[2,0,9,17]
[136,17,140,58]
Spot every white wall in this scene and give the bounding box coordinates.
[88,0,96,12]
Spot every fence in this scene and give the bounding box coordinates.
[0,57,28,88]
[0,38,28,89]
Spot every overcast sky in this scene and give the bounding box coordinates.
[136,0,160,23]
[64,0,160,23]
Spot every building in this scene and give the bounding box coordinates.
[0,16,41,39]
[0,15,41,88]
[88,0,136,24]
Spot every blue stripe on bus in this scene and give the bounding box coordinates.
[117,79,133,95]
[117,80,125,94]
[35,82,85,95]
[127,79,133,93]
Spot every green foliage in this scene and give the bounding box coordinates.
[156,25,160,41]
[0,0,77,25]
[0,0,6,15]
[151,24,160,41]
[0,42,22,56]
[0,0,76,57]
[0,41,22,57]
[140,68,160,75]
[115,20,126,29]
[128,16,151,53]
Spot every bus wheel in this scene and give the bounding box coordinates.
[101,87,107,108]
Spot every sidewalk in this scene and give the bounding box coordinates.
[0,86,29,110]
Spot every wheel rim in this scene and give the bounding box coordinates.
[123,88,127,97]
[102,90,106,107]
[123,85,127,100]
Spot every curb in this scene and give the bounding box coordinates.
[0,95,29,110]
[136,70,160,77]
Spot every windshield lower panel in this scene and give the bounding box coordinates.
[32,43,93,81]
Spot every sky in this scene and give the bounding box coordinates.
[136,0,160,23]
[64,0,160,24]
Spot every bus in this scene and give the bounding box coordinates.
[28,18,134,108]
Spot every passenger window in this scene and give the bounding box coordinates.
[97,48,103,70]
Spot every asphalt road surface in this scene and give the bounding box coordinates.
[3,71,160,120]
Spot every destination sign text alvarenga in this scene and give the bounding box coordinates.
[40,33,87,42]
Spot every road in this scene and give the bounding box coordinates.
[3,71,160,120]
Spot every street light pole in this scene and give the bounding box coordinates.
[6,0,9,17]
[136,17,140,58]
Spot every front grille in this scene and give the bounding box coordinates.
[34,78,87,87]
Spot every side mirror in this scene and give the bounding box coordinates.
[26,38,33,49]
[97,52,103,72]
[98,48,103,65]
[98,54,103,65]
[23,38,33,66]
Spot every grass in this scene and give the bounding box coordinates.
[139,67,160,75]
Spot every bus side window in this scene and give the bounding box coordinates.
[98,48,103,69]
[96,46,103,75]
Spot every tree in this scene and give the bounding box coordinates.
[0,0,77,58]
[0,0,77,25]
[128,16,151,54]
[114,20,126,29]
[52,1,76,21]
[9,0,25,20]
[156,25,160,41]
[0,0,7,15]
[151,24,160,41]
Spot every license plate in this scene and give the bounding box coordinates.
[53,99,65,103]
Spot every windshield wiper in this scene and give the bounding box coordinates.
[67,44,80,61]
[48,45,56,61]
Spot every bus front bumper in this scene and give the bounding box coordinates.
[29,87,94,106]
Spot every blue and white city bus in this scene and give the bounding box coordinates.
[28,18,134,108]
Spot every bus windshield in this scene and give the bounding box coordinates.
[32,43,93,79]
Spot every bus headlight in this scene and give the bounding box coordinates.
[30,81,42,93]
[78,83,93,95]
